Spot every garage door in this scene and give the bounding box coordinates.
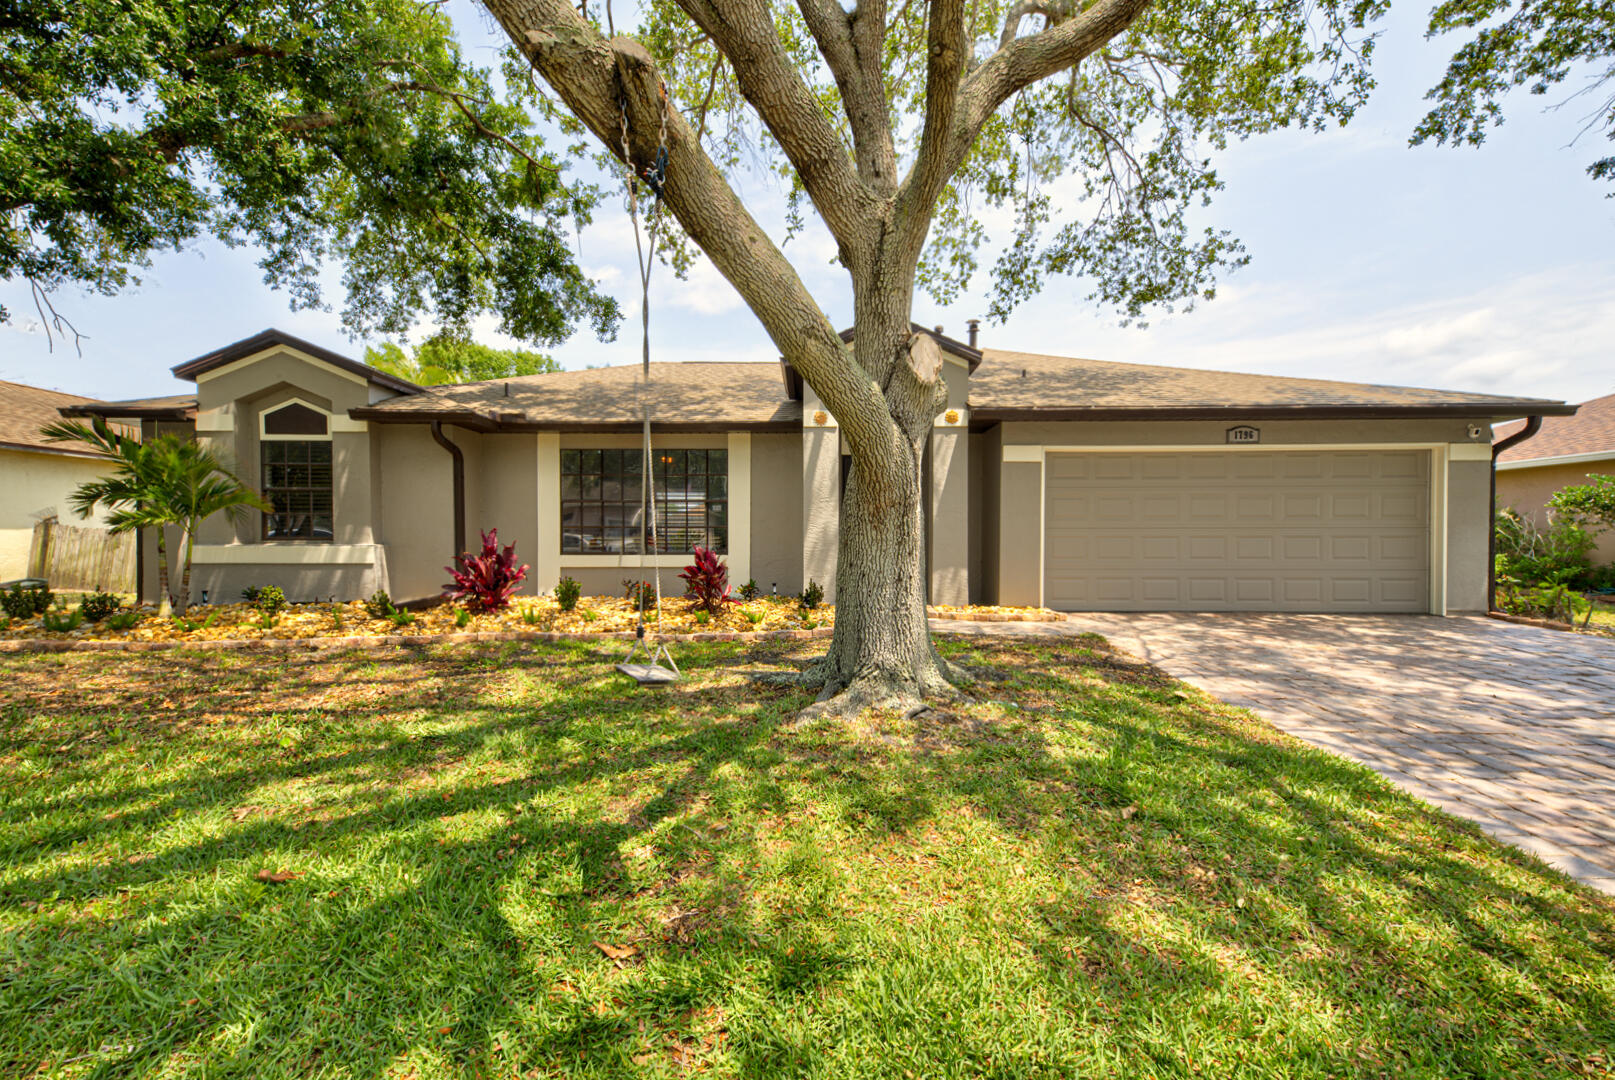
[1043,450,1430,612]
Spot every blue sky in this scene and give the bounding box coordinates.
[3,3,1612,407]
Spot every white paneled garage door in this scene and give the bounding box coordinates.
[1043,450,1431,612]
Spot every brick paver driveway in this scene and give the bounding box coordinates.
[935,614,1615,893]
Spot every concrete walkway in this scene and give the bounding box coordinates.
[932,614,1615,894]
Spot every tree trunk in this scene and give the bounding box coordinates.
[798,294,958,719]
[175,527,194,616]
[154,527,173,618]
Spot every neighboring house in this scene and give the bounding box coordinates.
[1495,393,1615,563]
[0,380,126,581]
[65,327,1577,615]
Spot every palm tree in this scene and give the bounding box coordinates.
[44,421,269,615]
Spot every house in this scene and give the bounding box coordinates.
[0,380,128,581]
[1495,393,1615,563]
[64,327,1577,614]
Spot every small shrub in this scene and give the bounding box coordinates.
[1,583,51,620]
[679,546,735,615]
[454,606,471,628]
[622,578,655,607]
[103,610,140,631]
[78,591,122,622]
[388,607,417,628]
[1496,577,1590,624]
[365,591,394,619]
[799,579,824,610]
[254,585,287,616]
[801,618,818,631]
[42,608,83,633]
[0,614,10,631]
[579,609,598,623]
[240,585,262,604]
[443,528,529,613]
[693,610,710,625]
[738,578,760,602]
[173,612,219,633]
[331,607,345,631]
[744,609,764,626]
[1494,508,1594,587]
[254,611,280,631]
[555,576,581,612]
[521,606,542,626]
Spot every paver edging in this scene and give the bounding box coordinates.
[1487,611,1576,633]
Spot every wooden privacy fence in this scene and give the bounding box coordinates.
[27,517,136,593]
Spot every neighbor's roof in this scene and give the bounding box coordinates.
[171,328,422,396]
[1495,392,1615,464]
[0,380,129,457]
[966,350,1578,421]
[60,393,199,422]
[352,362,802,431]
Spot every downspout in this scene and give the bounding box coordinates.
[431,421,467,558]
[1489,415,1543,612]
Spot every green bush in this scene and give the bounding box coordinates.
[77,591,122,622]
[1495,578,1591,624]
[240,585,263,604]
[554,576,581,612]
[388,607,416,628]
[799,579,824,610]
[103,611,141,631]
[1494,508,1594,587]
[365,590,394,619]
[41,608,83,633]
[454,606,471,628]
[738,578,760,602]
[254,585,287,616]
[1,583,51,620]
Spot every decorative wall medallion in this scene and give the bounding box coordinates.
[1226,425,1260,444]
[943,408,960,425]
[813,409,828,426]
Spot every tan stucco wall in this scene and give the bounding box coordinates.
[377,423,459,602]
[929,428,969,605]
[477,433,540,594]
[1497,460,1615,564]
[750,432,803,596]
[0,448,121,580]
[988,418,1498,613]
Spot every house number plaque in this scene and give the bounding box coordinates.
[1226,425,1260,444]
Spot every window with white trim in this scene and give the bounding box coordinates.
[260,401,333,541]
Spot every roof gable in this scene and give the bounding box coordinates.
[171,329,422,396]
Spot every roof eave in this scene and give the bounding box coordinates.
[349,407,797,433]
[59,402,197,421]
[968,402,1580,423]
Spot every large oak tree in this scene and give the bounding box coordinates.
[480,0,1382,715]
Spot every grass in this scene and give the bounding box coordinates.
[1,636,1612,1079]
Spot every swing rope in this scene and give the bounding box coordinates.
[616,84,679,684]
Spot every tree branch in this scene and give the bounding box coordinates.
[897,0,969,254]
[667,0,874,251]
[480,0,889,443]
[796,0,896,188]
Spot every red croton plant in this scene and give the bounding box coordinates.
[444,529,529,612]
[679,546,735,615]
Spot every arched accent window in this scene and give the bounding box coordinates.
[260,400,333,541]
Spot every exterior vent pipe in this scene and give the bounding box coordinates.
[1489,415,1542,612]
[431,420,467,559]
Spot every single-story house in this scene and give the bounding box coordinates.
[0,380,127,581]
[1495,392,1615,563]
[65,327,1578,614]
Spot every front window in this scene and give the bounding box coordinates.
[262,440,334,540]
[561,448,727,554]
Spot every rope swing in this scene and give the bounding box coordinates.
[615,85,680,687]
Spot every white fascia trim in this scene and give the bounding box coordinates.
[195,405,235,434]
[1447,442,1493,461]
[192,543,380,565]
[331,417,369,433]
[1496,449,1615,471]
[1033,442,1448,453]
[1002,444,1044,463]
[194,347,370,389]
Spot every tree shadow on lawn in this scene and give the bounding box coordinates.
[0,637,1611,1078]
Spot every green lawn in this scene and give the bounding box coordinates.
[2,636,1612,1079]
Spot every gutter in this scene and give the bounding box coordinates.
[1489,416,1544,612]
[430,421,467,558]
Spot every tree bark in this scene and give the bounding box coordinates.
[154,527,173,617]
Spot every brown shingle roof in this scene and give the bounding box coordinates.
[1495,393,1615,463]
[172,328,421,395]
[60,394,199,421]
[355,362,801,430]
[0,380,126,456]
[967,350,1575,419]
[356,347,1575,429]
